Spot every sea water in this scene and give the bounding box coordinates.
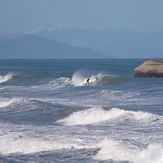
[0,59,163,163]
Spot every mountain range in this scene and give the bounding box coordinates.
[1,25,163,58]
[26,25,163,58]
[0,34,110,59]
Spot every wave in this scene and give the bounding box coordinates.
[0,71,126,87]
[0,73,73,88]
[57,107,161,126]
[0,132,76,155]
[72,70,128,86]
[10,74,54,85]
[1,130,163,163]
[0,74,40,85]
[50,77,72,87]
[0,74,13,83]
[1,126,163,163]
[94,139,163,163]
[0,97,76,124]
[0,99,14,108]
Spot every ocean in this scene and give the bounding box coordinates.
[0,59,163,163]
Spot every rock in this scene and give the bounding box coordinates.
[135,60,163,77]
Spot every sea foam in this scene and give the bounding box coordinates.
[58,107,160,126]
[72,71,87,86]
[0,99,14,108]
[0,74,13,83]
[94,139,163,163]
[72,70,127,86]
[0,132,76,155]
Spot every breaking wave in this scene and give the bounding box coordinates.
[94,139,163,163]
[0,132,76,155]
[57,107,161,126]
[0,73,72,87]
[0,99,14,108]
[0,71,128,87]
[0,74,13,83]
[72,70,128,86]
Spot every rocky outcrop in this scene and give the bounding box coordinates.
[135,60,163,77]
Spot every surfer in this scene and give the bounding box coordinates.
[86,78,90,85]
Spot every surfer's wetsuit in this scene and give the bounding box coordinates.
[86,78,90,85]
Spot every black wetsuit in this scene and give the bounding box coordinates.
[87,78,90,85]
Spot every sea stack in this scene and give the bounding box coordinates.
[135,60,163,77]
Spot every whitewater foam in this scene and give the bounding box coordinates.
[0,74,13,83]
[58,107,161,126]
[94,139,163,163]
[50,77,72,85]
[72,70,88,86]
[0,98,14,108]
[0,132,77,155]
[72,70,128,87]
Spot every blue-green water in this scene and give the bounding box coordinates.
[0,59,163,163]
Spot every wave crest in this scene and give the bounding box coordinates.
[72,70,128,86]
[94,139,163,163]
[0,74,13,83]
[57,107,160,126]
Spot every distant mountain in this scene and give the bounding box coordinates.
[26,25,163,58]
[0,35,110,59]
[0,31,23,41]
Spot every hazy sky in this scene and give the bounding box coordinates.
[0,0,163,33]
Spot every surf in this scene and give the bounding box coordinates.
[0,73,72,88]
[57,107,160,126]
[0,99,14,108]
[0,74,13,83]
[72,70,128,86]
[94,138,163,163]
[0,132,76,155]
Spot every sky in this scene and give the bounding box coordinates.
[1,0,163,33]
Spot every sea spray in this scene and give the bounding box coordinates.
[72,70,128,86]
[0,74,13,83]
[72,70,88,86]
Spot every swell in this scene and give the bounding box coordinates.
[0,74,72,87]
[0,97,161,125]
[90,74,129,86]
[1,71,129,87]
[0,98,78,124]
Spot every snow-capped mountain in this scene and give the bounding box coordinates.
[24,25,163,58]
[26,25,72,34]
